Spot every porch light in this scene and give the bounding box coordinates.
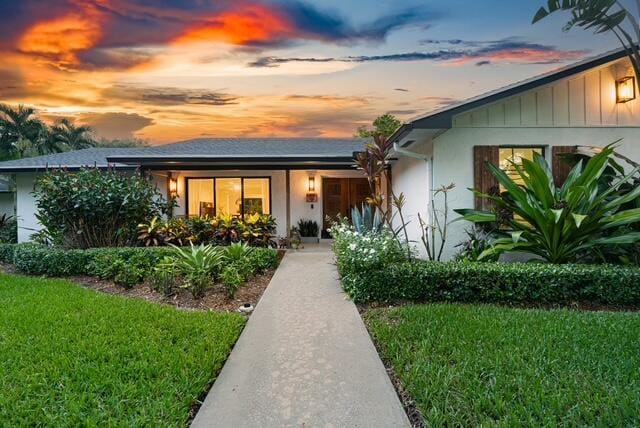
[308,175,316,192]
[169,177,178,198]
[616,76,636,103]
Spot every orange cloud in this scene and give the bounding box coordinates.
[174,4,295,45]
[18,5,104,69]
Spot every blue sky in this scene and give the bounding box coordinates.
[0,0,619,142]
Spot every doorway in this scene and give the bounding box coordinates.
[322,177,370,237]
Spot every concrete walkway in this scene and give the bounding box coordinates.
[192,246,410,428]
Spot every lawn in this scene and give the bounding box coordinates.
[365,304,640,427]
[0,273,245,426]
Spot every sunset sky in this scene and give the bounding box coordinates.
[0,0,617,144]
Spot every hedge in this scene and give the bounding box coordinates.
[7,244,280,280]
[340,260,640,306]
[10,245,174,277]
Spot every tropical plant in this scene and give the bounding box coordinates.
[455,146,640,263]
[533,0,639,82]
[351,203,384,234]
[171,244,224,298]
[138,217,165,247]
[49,118,96,150]
[34,168,165,248]
[297,219,319,237]
[418,183,456,261]
[454,226,500,262]
[223,241,254,263]
[162,217,192,246]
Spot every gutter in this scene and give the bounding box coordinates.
[392,143,429,161]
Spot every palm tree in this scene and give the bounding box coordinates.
[0,104,47,159]
[50,118,96,151]
[533,1,640,83]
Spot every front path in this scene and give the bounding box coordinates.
[192,246,409,428]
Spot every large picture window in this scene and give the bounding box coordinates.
[186,177,271,218]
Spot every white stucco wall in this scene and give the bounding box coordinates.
[16,173,38,242]
[392,56,640,260]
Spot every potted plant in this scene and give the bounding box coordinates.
[297,219,319,244]
[289,226,302,249]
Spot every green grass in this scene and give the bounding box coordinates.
[365,304,640,426]
[0,273,245,426]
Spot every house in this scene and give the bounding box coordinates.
[0,139,371,243]
[389,47,640,259]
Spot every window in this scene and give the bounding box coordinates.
[187,177,271,218]
[498,147,544,190]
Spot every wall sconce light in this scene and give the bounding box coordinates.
[616,76,636,103]
[169,177,178,198]
[306,175,318,203]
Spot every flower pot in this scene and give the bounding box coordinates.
[301,236,319,244]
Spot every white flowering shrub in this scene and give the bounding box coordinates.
[330,219,410,298]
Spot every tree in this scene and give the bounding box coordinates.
[49,118,96,150]
[0,104,47,159]
[356,114,401,138]
[533,0,640,82]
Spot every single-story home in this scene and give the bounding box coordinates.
[389,47,640,259]
[0,139,371,242]
[1,48,638,259]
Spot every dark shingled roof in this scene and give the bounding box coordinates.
[0,138,369,172]
[0,148,139,172]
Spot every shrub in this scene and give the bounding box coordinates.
[340,259,640,305]
[220,265,246,297]
[245,248,279,273]
[12,245,172,278]
[13,244,94,276]
[149,256,179,296]
[34,168,165,248]
[0,243,15,263]
[0,214,17,244]
[223,242,253,263]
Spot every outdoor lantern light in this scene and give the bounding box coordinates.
[306,175,318,204]
[616,76,636,103]
[169,177,178,198]
[308,175,315,192]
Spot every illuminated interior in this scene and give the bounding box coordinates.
[187,177,270,217]
[499,147,543,191]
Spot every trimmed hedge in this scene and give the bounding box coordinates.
[340,260,640,305]
[0,243,15,264]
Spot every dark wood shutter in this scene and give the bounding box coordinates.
[473,145,499,210]
[552,146,578,187]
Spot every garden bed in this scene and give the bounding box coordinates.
[365,303,640,427]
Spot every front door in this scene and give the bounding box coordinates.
[322,177,370,235]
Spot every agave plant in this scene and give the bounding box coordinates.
[223,241,254,262]
[351,203,384,234]
[455,146,640,263]
[171,243,224,298]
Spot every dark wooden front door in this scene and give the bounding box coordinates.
[322,177,370,234]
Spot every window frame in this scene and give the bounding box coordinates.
[498,145,546,179]
[185,176,272,218]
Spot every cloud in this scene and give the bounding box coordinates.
[2,1,437,70]
[476,60,491,66]
[248,38,588,68]
[103,85,238,106]
[394,88,410,92]
[77,112,154,139]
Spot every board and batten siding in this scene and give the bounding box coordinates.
[453,58,639,128]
